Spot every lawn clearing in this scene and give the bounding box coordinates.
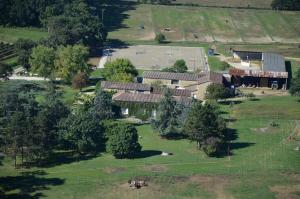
[0,96,299,198]
[0,27,48,43]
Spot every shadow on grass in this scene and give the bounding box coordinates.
[132,150,162,159]
[34,151,99,168]
[0,170,64,199]
[218,100,243,105]
[215,128,255,158]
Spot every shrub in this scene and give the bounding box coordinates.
[205,83,231,100]
[106,122,141,158]
[245,93,256,100]
[155,33,166,43]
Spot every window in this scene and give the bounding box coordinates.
[171,79,179,85]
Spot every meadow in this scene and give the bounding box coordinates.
[0,27,48,43]
[107,4,300,43]
[1,95,299,199]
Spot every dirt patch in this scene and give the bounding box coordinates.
[188,175,234,199]
[144,164,168,173]
[251,126,278,134]
[270,185,300,199]
[103,167,127,174]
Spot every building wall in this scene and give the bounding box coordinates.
[143,78,197,88]
[191,82,211,100]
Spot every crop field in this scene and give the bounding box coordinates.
[107,5,300,43]
[1,96,300,199]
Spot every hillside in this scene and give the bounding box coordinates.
[107,4,300,43]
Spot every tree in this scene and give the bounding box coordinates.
[59,110,104,154]
[45,0,107,47]
[35,83,69,159]
[184,102,226,156]
[103,59,138,83]
[15,39,36,71]
[271,0,300,10]
[55,45,90,82]
[0,62,12,79]
[152,89,182,138]
[72,72,88,90]
[205,83,231,100]
[0,83,41,167]
[90,89,114,120]
[155,33,166,43]
[106,122,141,159]
[289,68,300,96]
[29,45,56,79]
[173,59,188,73]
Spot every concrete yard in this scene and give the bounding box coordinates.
[103,45,207,72]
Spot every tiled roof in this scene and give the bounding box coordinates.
[198,71,223,84]
[143,71,199,81]
[101,81,151,91]
[113,93,163,103]
[143,71,223,84]
[152,87,192,97]
[113,92,192,105]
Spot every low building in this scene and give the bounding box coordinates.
[101,81,151,94]
[229,51,288,89]
[143,71,200,89]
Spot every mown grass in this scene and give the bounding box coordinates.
[0,96,299,198]
[0,27,48,43]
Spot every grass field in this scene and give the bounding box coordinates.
[0,27,48,43]
[1,95,299,199]
[107,4,300,43]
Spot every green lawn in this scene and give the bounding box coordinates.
[1,96,299,198]
[0,27,48,43]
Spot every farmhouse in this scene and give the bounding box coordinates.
[229,51,288,89]
[101,81,151,94]
[143,71,224,99]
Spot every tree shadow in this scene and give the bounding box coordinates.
[0,170,64,199]
[218,100,243,105]
[33,151,99,168]
[215,128,255,158]
[132,150,162,159]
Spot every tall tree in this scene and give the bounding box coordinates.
[29,45,56,79]
[173,59,188,73]
[55,45,90,82]
[289,68,300,96]
[152,89,182,138]
[184,102,226,156]
[15,39,36,71]
[90,89,114,120]
[103,59,138,83]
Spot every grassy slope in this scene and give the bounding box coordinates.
[107,4,300,43]
[0,27,48,43]
[0,96,299,198]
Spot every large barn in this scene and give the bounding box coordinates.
[229,51,288,89]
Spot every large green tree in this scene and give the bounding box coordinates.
[152,89,182,138]
[55,45,90,82]
[29,45,56,79]
[103,59,138,83]
[184,102,226,156]
[106,122,141,159]
[289,68,300,96]
[59,110,104,153]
